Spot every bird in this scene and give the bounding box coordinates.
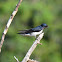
[18,23,48,38]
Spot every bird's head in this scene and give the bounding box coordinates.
[41,23,48,28]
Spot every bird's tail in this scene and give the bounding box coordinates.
[17,30,28,34]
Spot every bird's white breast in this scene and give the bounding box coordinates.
[31,30,43,36]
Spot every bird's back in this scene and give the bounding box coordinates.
[31,25,43,32]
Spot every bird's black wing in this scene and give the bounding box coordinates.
[17,26,43,34]
[30,25,42,32]
[17,29,29,34]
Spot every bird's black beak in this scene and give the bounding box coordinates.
[44,25,48,29]
[45,25,48,28]
[46,25,48,27]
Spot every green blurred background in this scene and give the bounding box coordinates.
[0,0,62,62]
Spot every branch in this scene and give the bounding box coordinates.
[14,56,19,62]
[21,33,44,62]
[28,59,39,62]
[0,0,22,53]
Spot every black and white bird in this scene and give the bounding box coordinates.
[18,23,48,38]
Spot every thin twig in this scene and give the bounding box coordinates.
[0,0,22,53]
[14,56,19,62]
[21,33,44,62]
[28,59,39,62]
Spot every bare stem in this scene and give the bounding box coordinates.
[0,0,22,53]
[21,33,44,62]
[14,56,19,62]
[28,59,39,62]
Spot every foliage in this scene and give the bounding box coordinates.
[0,0,62,62]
